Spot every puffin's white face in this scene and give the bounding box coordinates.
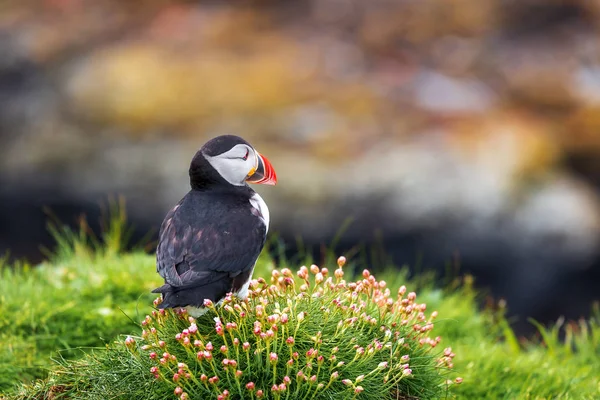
[204,144,259,186]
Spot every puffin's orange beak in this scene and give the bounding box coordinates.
[246,152,277,185]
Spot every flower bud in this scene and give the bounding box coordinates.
[315,273,324,284]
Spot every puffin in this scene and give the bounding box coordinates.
[151,135,277,317]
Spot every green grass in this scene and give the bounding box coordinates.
[1,216,599,398]
[13,263,456,399]
[415,279,600,399]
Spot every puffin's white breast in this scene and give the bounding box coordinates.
[249,193,270,233]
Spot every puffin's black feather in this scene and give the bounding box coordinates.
[152,185,266,308]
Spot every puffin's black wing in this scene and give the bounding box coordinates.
[152,192,266,307]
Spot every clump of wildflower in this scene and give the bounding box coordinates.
[135,255,458,399]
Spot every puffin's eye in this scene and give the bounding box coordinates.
[242,150,249,161]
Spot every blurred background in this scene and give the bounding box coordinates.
[1,0,599,334]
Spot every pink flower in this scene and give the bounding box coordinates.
[315,273,324,284]
[256,305,264,317]
[226,322,237,331]
[297,267,308,280]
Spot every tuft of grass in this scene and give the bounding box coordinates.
[414,278,600,399]
[13,259,458,400]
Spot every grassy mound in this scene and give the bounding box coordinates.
[11,259,459,399]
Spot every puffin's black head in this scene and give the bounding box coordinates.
[189,135,277,190]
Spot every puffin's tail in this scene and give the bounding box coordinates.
[151,278,230,310]
[151,283,177,308]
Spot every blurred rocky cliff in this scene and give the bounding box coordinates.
[1,0,600,331]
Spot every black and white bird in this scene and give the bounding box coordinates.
[151,135,277,317]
